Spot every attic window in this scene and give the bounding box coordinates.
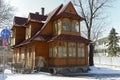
[62,18,70,31]
[72,20,79,32]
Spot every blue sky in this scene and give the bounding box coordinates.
[5,0,120,37]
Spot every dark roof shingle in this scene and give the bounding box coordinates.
[14,16,27,26]
[50,34,91,44]
[29,13,47,22]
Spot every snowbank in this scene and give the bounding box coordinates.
[0,66,120,80]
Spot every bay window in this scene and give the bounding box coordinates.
[53,18,80,34]
[26,25,31,39]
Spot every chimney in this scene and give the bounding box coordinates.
[41,7,44,15]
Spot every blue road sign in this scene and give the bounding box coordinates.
[1,28,10,38]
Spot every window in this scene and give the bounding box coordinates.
[58,42,67,58]
[53,19,61,34]
[72,20,79,32]
[49,47,52,57]
[53,21,57,34]
[49,43,53,57]
[78,43,85,57]
[53,44,57,57]
[11,30,15,45]
[21,48,25,62]
[68,42,76,57]
[58,19,61,29]
[16,49,19,62]
[49,43,57,57]
[29,48,32,59]
[62,18,70,31]
[28,25,31,37]
[26,25,31,39]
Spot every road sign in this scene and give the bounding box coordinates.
[1,28,10,38]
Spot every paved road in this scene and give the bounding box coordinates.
[57,73,120,79]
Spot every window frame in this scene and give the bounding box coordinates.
[62,18,70,31]
[72,20,79,32]
[78,43,85,57]
[26,24,31,39]
[49,42,57,58]
[53,21,58,34]
[58,42,67,58]
[68,42,76,57]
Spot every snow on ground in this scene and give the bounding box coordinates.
[89,66,120,74]
[0,66,120,80]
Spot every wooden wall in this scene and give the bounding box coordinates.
[35,42,49,66]
[15,27,26,45]
[30,22,43,37]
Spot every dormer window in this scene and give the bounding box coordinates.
[11,30,15,45]
[26,24,31,39]
[72,20,79,32]
[62,18,70,31]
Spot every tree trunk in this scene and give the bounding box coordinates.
[89,43,94,66]
[87,28,94,66]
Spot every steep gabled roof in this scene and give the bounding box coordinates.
[57,12,84,20]
[11,16,27,30]
[57,1,84,20]
[34,4,63,36]
[57,1,77,15]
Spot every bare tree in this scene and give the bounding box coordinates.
[70,0,113,66]
[0,0,14,28]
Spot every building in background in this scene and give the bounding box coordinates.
[94,36,120,57]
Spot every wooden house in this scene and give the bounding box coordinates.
[11,2,91,74]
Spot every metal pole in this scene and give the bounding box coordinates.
[2,47,5,80]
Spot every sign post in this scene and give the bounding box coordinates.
[1,28,10,80]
